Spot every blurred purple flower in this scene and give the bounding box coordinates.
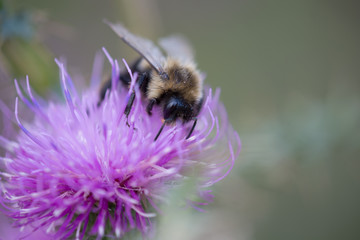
[0,49,241,239]
[0,213,51,240]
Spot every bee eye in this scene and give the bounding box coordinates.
[164,104,177,120]
[164,97,183,121]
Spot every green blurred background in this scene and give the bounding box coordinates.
[1,0,360,239]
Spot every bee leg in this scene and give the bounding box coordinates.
[124,92,135,126]
[186,118,197,139]
[124,72,149,124]
[124,92,135,116]
[154,120,167,141]
[146,99,156,115]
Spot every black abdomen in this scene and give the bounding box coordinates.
[98,57,149,104]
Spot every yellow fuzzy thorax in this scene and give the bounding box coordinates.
[147,58,203,103]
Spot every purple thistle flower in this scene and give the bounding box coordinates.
[0,49,241,239]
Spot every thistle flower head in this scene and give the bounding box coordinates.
[0,49,241,239]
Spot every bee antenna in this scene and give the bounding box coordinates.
[154,121,167,141]
[186,118,197,139]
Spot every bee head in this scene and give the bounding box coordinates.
[163,95,193,123]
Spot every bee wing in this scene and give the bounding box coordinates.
[158,35,195,62]
[106,21,166,76]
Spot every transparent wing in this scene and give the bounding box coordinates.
[106,21,166,75]
[158,35,195,62]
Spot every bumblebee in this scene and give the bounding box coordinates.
[99,22,204,141]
